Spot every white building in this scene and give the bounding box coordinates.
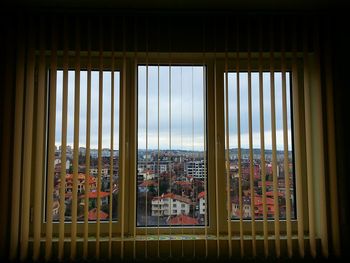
[138,171,157,181]
[151,193,191,216]
[184,160,207,179]
[54,158,70,170]
[138,161,169,174]
[198,191,206,215]
[231,196,252,218]
[89,167,109,177]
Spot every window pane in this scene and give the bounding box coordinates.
[224,72,296,220]
[137,65,207,227]
[50,70,120,222]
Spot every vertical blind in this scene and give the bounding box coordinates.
[2,13,341,261]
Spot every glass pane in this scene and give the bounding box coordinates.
[51,70,120,222]
[224,71,296,220]
[137,65,207,227]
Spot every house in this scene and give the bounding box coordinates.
[56,173,97,194]
[184,160,207,179]
[167,214,198,225]
[52,200,60,218]
[198,191,206,215]
[232,196,253,218]
[89,167,109,177]
[87,208,109,220]
[79,190,110,207]
[151,193,191,216]
[138,180,158,193]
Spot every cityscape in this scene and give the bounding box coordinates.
[51,145,295,225]
[136,148,295,226]
[52,145,119,221]
[51,66,295,225]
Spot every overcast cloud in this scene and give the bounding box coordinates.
[55,67,292,152]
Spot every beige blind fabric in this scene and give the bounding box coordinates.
[5,13,339,261]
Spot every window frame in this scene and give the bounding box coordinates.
[127,55,217,236]
[41,54,125,237]
[215,54,308,236]
[41,52,311,239]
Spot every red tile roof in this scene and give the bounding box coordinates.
[198,191,206,199]
[258,181,273,187]
[139,180,158,187]
[65,173,96,184]
[167,214,198,225]
[88,208,108,220]
[80,191,110,199]
[254,196,275,206]
[153,193,192,204]
[266,191,284,197]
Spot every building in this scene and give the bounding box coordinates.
[138,160,170,174]
[52,200,60,217]
[79,190,110,207]
[58,173,97,194]
[87,208,109,220]
[231,196,253,218]
[151,193,191,216]
[138,180,158,193]
[198,191,206,215]
[54,158,70,171]
[167,214,198,225]
[184,160,207,179]
[89,167,109,177]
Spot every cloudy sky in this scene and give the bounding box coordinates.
[55,67,292,152]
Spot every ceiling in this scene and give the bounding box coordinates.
[2,0,347,11]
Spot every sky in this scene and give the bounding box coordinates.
[54,67,292,152]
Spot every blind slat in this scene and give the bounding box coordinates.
[45,16,57,261]
[291,20,305,258]
[269,20,281,258]
[214,56,221,258]
[83,19,92,259]
[280,19,293,258]
[235,20,244,257]
[313,21,329,258]
[70,18,81,260]
[224,34,232,259]
[258,19,269,258]
[325,20,341,257]
[120,26,127,260]
[145,58,149,259]
[180,67,184,257]
[303,25,316,258]
[108,17,115,260]
[10,19,25,261]
[20,20,36,261]
[247,22,256,257]
[202,38,209,259]
[133,17,138,259]
[96,19,104,258]
[33,17,46,261]
[168,52,173,258]
[157,62,161,258]
[58,17,69,260]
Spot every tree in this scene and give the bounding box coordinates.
[148,185,157,196]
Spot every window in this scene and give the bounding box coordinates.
[5,14,340,261]
[224,72,296,220]
[47,58,298,233]
[136,65,207,227]
[50,69,120,222]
